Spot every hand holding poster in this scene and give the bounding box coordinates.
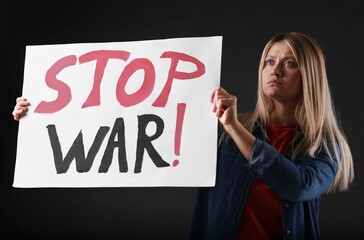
[13,36,222,187]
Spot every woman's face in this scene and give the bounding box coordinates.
[262,41,302,104]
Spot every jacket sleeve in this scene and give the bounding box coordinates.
[247,138,338,202]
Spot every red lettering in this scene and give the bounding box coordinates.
[79,50,130,108]
[152,51,205,107]
[36,50,206,112]
[116,58,156,107]
[34,55,77,113]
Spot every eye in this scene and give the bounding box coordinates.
[284,60,298,68]
[266,59,274,66]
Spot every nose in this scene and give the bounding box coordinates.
[270,65,282,77]
[271,71,281,77]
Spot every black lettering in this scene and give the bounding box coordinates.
[134,114,170,173]
[47,124,109,173]
[98,117,127,173]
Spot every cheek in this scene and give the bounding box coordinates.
[294,73,302,91]
[261,81,273,97]
[290,78,303,97]
[261,68,270,83]
[261,71,271,93]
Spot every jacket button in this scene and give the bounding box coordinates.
[284,203,289,208]
[286,230,291,235]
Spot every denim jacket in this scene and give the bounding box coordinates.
[188,123,338,240]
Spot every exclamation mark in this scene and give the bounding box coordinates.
[173,103,186,167]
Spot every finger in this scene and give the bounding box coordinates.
[216,108,225,118]
[215,98,227,117]
[218,95,237,115]
[15,101,30,109]
[212,86,227,100]
[12,109,22,121]
[14,104,28,112]
[212,87,234,116]
[12,106,28,118]
[213,90,229,114]
[210,89,216,103]
[211,90,218,113]
[16,96,27,103]
[13,107,26,115]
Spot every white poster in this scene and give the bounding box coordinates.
[13,36,222,187]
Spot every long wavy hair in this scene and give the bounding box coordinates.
[242,32,354,192]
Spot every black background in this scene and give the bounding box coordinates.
[1,1,363,239]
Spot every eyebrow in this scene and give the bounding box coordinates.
[265,54,296,60]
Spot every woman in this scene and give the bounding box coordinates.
[13,32,354,240]
[187,32,354,240]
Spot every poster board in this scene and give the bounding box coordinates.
[13,36,222,187]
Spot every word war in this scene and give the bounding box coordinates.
[47,103,187,174]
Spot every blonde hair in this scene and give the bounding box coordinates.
[242,32,354,192]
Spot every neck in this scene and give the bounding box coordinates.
[269,100,298,126]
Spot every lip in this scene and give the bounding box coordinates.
[267,80,283,85]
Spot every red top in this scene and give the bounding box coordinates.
[236,124,297,239]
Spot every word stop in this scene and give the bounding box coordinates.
[34,50,205,113]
